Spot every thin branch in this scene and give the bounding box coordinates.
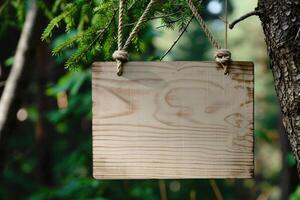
[90,9,117,48]
[209,180,223,200]
[190,190,196,200]
[67,9,117,68]
[158,180,168,200]
[124,12,182,27]
[155,17,184,29]
[160,16,194,61]
[229,8,262,29]
[150,12,181,20]
[159,0,203,59]
[0,0,38,137]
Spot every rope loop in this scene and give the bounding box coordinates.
[215,49,231,75]
[113,50,128,76]
[113,50,128,62]
[187,0,232,75]
[113,0,156,76]
[113,0,232,76]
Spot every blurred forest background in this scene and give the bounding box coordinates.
[0,0,299,199]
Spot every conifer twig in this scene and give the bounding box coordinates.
[90,9,117,49]
[65,9,117,69]
[159,0,205,60]
[124,12,181,27]
[160,15,193,60]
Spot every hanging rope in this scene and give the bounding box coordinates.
[113,0,128,76]
[113,0,231,75]
[187,0,221,49]
[187,0,231,75]
[113,0,156,76]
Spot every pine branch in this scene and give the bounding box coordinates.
[52,34,80,55]
[124,12,182,27]
[41,3,78,41]
[65,9,117,69]
[160,15,193,60]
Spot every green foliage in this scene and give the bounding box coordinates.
[0,0,24,36]
[46,69,89,96]
[40,0,202,70]
[287,152,296,167]
[46,69,91,127]
[41,0,116,69]
[4,56,14,67]
[41,2,81,41]
[290,185,300,200]
[155,0,199,30]
[2,0,296,200]
[0,0,57,34]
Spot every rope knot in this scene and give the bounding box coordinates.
[113,50,128,62]
[113,50,128,76]
[215,49,231,75]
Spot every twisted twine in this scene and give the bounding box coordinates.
[187,0,221,49]
[113,0,156,76]
[113,0,231,75]
[187,0,231,75]
[114,0,126,75]
[123,0,155,50]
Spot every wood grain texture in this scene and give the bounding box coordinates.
[92,61,254,179]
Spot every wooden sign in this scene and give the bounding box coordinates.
[92,61,254,179]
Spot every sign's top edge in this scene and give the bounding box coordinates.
[92,61,254,67]
[92,61,254,64]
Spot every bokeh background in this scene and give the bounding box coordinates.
[0,0,299,199]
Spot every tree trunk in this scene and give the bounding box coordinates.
[279,114,298,198]
[0,0,37,137]
[35,41,55,186]
[258,0,300,174]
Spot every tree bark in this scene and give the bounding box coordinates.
[258,0,300,174]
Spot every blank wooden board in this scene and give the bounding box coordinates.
[92,61,254,179]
